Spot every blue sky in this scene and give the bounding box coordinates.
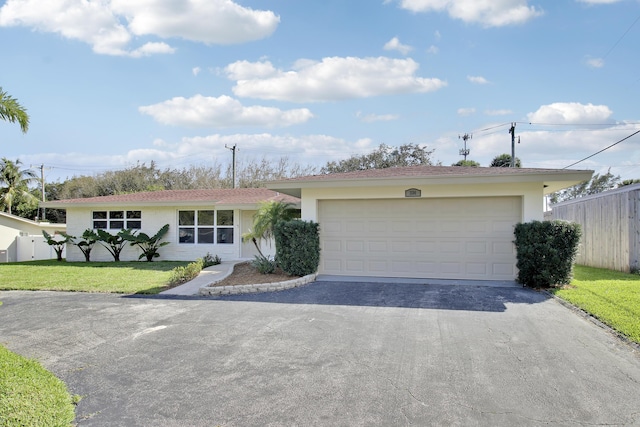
[1,0,639,183]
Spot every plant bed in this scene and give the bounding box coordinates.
[208,262,300,287]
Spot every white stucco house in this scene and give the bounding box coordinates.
[43,188,300,262]
[0,211,67,262]
[267,165,592,281]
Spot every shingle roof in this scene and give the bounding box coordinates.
[271,165,592,182]
[44,188,299,207]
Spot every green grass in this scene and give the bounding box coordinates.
[0,260,190,294]
[0,345,76,427]
[552,265,640,344]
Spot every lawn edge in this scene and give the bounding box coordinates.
[544,290,640,353]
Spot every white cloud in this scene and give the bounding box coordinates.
[434,30,441,40]
[139,95,314,128]
[226,57,447,102]
[467,75,490,84]
[527,102,614,124]
[0,0,278,56]
[457,107,476,116]
[356,112,400,123]
[110,0,279,44]
[426,45,439,54]
[395,0,543,27]
[383,37,413,55]
[129,42,176,58]
[585,56,605,68]
[192,67,202,76]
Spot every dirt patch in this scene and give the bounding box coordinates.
[209,262,300,287]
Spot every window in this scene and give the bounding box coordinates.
[178,210,234,244]
[93,211,142,230]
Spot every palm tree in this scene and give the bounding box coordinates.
[0,87,29,133]
[242,200,296,258]
[0,158,38,215]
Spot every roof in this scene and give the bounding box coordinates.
[267,165,594,197]
[42,188,300,208]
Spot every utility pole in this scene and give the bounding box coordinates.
[458,133,472,161]
[225,144,237,188]
[31,163,50,220]
[508,123,520,167]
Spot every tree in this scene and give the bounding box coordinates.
[42,231,72,261]
[452,160,480,167]
[64,229,99,262]
[242,201,296,259]
[96,229,130,262]
[490,153,521,168]
[321,143,436,173]
[619,179,640,188]
[121,224,170,262]
[0,87,29,133]
[0,158,37,215]
[549,169,620,204]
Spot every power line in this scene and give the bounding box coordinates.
[602,13,640,60]
[563,129,640,169]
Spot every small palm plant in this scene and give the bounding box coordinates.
[96,229,129,262]
[66,229,100,262]
[42,231,72,261]
[121,224,170,262]
[242,200,296,260]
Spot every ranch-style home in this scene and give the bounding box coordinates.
[267,165,592,281]
[43,188,300,262]
[45,166,591,280]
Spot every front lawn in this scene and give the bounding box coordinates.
[0,260,190,294]
[552,265,640,344]
[0,344,76,427]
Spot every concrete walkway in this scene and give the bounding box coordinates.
[159,260,243,296]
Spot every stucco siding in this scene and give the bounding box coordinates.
[65,206,251,262]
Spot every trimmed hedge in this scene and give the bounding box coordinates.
[514,220,582,288]
[274,220,320,277]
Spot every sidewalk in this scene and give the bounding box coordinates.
[160,260,243,296]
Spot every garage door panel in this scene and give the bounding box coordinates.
[318,197,520,280]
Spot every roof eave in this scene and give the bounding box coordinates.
[268,170,593,195]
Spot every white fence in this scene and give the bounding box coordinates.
[16,235,65,262]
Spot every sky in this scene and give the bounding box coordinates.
[1,0,639,184]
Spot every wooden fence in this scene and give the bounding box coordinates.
[551,184,640,272]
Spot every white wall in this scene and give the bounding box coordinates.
[65,206,260,262]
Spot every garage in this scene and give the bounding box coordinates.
[318,197,522,280]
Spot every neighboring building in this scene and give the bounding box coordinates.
[42,188,299,262]
[268,165,592,281]
[551,183,640,272]
[0,211,67,262]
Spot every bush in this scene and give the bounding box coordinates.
[202,253,221,268]
[168,258,204,286]
[514,220,582,288]
[274,220,320,276]
[251,255,277,274]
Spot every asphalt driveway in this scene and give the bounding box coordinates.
[1,281,639,426]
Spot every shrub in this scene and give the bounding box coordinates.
[168,258,204,286]
[514,220,582,288]
[274,220,320,277]
[202,253,222,268]
[120,224,170,262]
[251,255,277,274]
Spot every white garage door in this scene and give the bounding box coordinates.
[318,197,521,280]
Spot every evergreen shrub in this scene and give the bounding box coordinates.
[514,220,582,288]
[274,220,320,277]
